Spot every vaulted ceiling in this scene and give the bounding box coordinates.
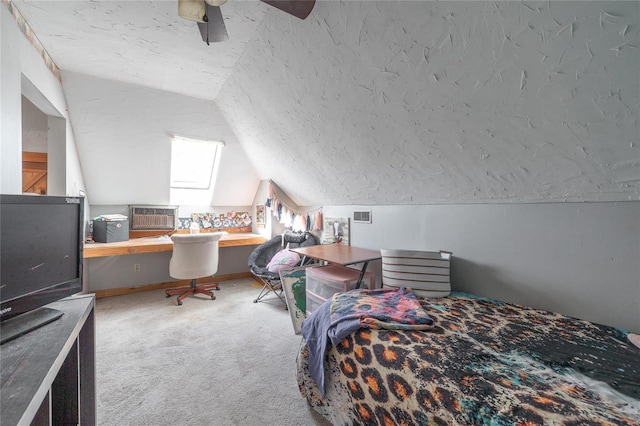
[13,1,639,206]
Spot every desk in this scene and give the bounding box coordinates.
[83,232,266,259]
[290,244,381,288]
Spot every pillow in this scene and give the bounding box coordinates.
[266,249,301,273]
[380,248,452,298]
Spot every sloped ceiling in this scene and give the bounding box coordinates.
[13,0,269,99]
[218,0,639,206]
[13,1,639,207]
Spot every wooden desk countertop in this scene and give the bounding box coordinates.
[290,244,382,266]
[83,233,266,259]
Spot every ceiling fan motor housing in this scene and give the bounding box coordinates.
[178,0,207,23]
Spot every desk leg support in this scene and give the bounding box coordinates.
[355,261,370,289]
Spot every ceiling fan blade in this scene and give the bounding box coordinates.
[197,3,228,44]
[260,0,316,20]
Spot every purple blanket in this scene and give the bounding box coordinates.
[301,287,435,396]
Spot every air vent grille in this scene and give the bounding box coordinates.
[353,211,372,224]
[130,206,177,230]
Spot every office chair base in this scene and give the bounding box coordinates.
[165,279,220,306]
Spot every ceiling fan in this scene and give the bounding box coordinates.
[178,0,316,44]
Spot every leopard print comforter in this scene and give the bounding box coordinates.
[296,294,640,425]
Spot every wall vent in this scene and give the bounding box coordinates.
[129,206,177,230]
[353,210,372,224]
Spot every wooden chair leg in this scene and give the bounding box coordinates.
[165,279,220,305]
[165,287,191,296]
[194,287,216,299]
[176,288,195,305]
[200,282,220,291]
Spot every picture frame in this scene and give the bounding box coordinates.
[279,266,310,334]
[322,217,350,245]
[256,204,266,226]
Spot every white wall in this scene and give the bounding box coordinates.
[61,71,260,206]
[21,96,47,152]
[0,5,86,198]
[324,202,640,333]
[1,6,23,193]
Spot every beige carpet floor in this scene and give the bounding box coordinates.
[95,278,330,426]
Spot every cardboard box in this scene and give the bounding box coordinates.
[92,220,129,243]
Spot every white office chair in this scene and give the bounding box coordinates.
[165,232,227,305]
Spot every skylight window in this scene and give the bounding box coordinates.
[170,136,222,189]
[170,136,223,205]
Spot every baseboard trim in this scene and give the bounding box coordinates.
[91,272,259,299]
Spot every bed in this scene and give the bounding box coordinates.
[296,290,640,425]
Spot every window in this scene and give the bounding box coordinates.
[170,136,223,205]
[170,136,222,189]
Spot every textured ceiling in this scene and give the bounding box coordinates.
[11,1,640,207]
[13,0,269,100]
[218,0,640,205]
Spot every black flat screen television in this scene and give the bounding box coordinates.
[0,194,84,344]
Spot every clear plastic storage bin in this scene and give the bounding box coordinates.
[305,290,327,316]
[305,265,376,314]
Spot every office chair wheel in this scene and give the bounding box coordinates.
[177,300,183,306]
[211,295,216,300]
[165,293,171,298]
[253,299,258,303]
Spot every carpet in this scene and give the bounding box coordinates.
[95,278,330,425]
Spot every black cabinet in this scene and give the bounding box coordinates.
[1,295,96,425]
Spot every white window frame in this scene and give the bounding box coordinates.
[170,136,224,205]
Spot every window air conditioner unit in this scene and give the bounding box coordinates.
[129,206,178,231]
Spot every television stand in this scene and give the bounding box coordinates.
[0,307,64,345]
[0,295,95,425]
